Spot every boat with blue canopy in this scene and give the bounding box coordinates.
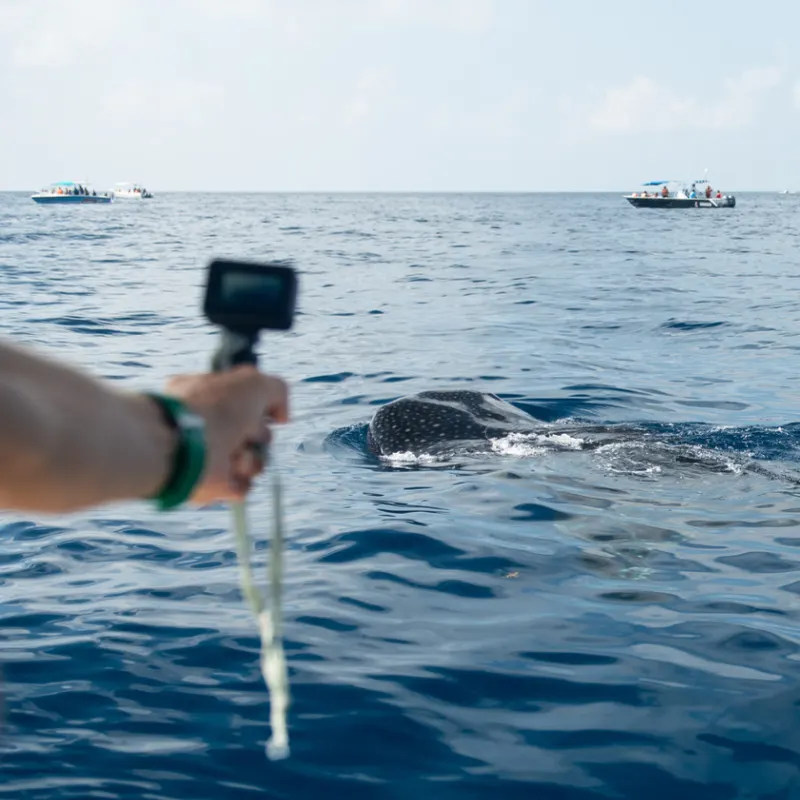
[624,179,735,208]
[31,181,113,204]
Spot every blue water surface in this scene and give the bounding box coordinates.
[1,191,800,799]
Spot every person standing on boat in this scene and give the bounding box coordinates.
[705,184,712,199]
[661,184,669,198]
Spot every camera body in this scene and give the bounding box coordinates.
[203,259,298,371]
[204,259,297,334]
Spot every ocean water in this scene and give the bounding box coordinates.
[1,191,800,799]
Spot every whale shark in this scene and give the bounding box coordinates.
[366,390,543,456]
[362,389,800,480]
[365,390,640,457]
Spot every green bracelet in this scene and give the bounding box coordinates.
[145,393,207,511]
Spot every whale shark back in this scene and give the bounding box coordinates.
[366,390,538,456]
[356,389,800,483]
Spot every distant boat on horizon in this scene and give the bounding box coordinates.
[624,179,735,209]
[31,181,113,204]
[113,182,153,199]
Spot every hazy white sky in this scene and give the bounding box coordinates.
[2,0,798,191]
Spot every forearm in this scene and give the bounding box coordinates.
[0,341,176,512]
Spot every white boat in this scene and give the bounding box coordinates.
[624,179,735,209]
[113,182,153,200]
[32,181,113,204]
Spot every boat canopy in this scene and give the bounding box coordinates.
[642,178,711,187]
[637,179,717,192]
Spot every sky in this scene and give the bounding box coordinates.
[1,0,799,192]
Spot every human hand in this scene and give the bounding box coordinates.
[164,366,289,503]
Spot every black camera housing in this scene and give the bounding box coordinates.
[203,260,297,334]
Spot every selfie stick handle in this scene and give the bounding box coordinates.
[211,330,259,373]
[211,327,291,761]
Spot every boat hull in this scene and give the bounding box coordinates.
[113,191,152,200]
[625,195,735,209]
[32,194,113,204]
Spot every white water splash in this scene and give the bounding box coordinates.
[382,451,448,466]
[593,440,744,477]
[490,431,585,457]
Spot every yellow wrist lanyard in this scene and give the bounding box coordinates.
[230,453,290,760]
[150,400,291,760]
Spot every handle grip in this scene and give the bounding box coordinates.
[212,329,266,463]
[211,330,259,373]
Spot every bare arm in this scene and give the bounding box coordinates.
[0,341,175,512]
[0,340,289,513]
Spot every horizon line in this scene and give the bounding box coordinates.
[0,187,786,194]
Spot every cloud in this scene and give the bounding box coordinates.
[104,80,223,125]
[709,66,784,126]
[193,0,274,20]
[1,0,131,67]
[189,0,333,46]
[428,87,532,141]
[589,76,693,133]
[590,66,785,133]
[341,68,395,131]
[368,0,493,32]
